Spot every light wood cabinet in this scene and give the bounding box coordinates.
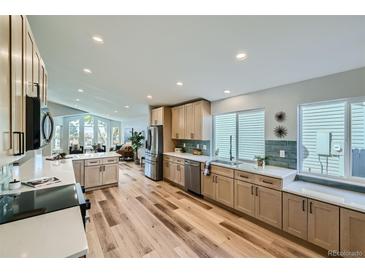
[340,208,365,257]
[283,193,308,240]
[234,180,255,216]
[308,199,339,251]
[171,105,185,139]
[255,186,282,229]
[151,107,163,125]
[175,164,185,186]
[103,164,119,185]
[163,158,184,187]
[85,165,102,188]
[215,175,234,207]
[73,160,85,186]
[172,100,211,141]
[25,21,34,97]
[0,16,11,157]
[163,160,171,180]
[202,172,215,200]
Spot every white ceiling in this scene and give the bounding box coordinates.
[28,16,365,121]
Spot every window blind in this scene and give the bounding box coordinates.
[238,110,265,160]
[214,113,236,159]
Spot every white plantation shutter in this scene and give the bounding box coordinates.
[351,103,365,149]
[214,113,236,159]
[238,110,265,160]
[300,102,345,177]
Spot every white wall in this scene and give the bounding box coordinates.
[121,115,149,142]
[47,101,86,117]
[212,67,365,140]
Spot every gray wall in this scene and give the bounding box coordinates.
[211,67,365,140]
[48,101,86,117]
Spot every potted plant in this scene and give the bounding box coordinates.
[254,156,269,167]
[128,131,145,164]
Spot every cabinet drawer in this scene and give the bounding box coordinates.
[211,165,234,178]
[256,175,282,190]
[85,159,101,166]
[102,157,118,164]
[164,155,172,161]
[175,157,184,164]
[235,170,256,183]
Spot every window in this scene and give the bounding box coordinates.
[214,109,265,161]
[84,115,94,148]
[69,119,80,146]
[52,125,62,152]
[97,120,107,145]
[299,98,365,181]
[112,127,120,145]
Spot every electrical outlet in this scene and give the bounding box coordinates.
[196,144,200,149]
[280,150,286,158]
[203,144,207,150]
[183,143,186,148]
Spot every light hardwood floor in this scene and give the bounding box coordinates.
[85,162,324,258]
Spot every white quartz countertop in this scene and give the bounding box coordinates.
[0,206,88,258]
[70,151,120,160]
[163,152,297,181]
[283,180,365,213]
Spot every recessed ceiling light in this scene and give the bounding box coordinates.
[83,68,92,74]
[124,105,130,109]
[147,95,153,99]
[224,90,231,94]
[78,89,84,93]
[114,110,118,113]
[92,35,104,44]
[236,52,248,61]
[76,98,80,102]
[176,82,183,86]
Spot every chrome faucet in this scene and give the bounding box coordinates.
[229,135,234,161]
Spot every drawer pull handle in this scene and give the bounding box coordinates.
[90,161,97,164]
[302,200,305,212]
[261,180,273,185]
[239,174,249,179]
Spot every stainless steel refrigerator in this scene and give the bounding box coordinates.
[144,125,163,181]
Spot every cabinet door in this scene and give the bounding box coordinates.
[171,107,179,139]
[175,164,185,186]
[151,108,163,125]
[72,160,84,186]
[340,208,365,257]
[283,193,308,240]
[169,162,177,183]
[308,199,339,250]
[44,71,48,104]
[215,175,234,208]
[25,25,33,96]
[184,103,194,139]
[11,15,24,138]
[255,186,282,229]
[234,180,255,216]
[40,63,45,106]
[103,164,119,185]
[0,16,11,156]
[163,160,170,180]
[85,166,102,188]
[193,101,202,140]
[202,173,215,200]
[33,50,40,94]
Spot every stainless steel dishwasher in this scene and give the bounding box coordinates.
[184,160,201,194]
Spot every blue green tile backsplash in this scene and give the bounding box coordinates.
[265,140,297,169]
[174,140,210,156]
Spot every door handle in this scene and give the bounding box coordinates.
[251,185,254,195]
[255,187,258,196]
[309,201,313,214]
[302,200,306,212]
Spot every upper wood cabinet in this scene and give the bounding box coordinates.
[283,193,308,240]
[172,100,211,140]
[340,208,365,257]
[0,16,11,157]
[308,199,339,251]
[151,107,163,125]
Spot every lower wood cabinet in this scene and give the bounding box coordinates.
[215,175,234,207]
[255,186,282,229]
[202,173,234,207]
[175,164,185,186]
[72,160,85,186]
[103,164,119,185]
[340,208,365,257]
[234,180,255,216]
[163,160,171,181]
[283,193,308,240]
[308,199,339,251]
[85,165,102,188]
[163,158,184,187]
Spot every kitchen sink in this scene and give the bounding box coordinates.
[211,159,241,166]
